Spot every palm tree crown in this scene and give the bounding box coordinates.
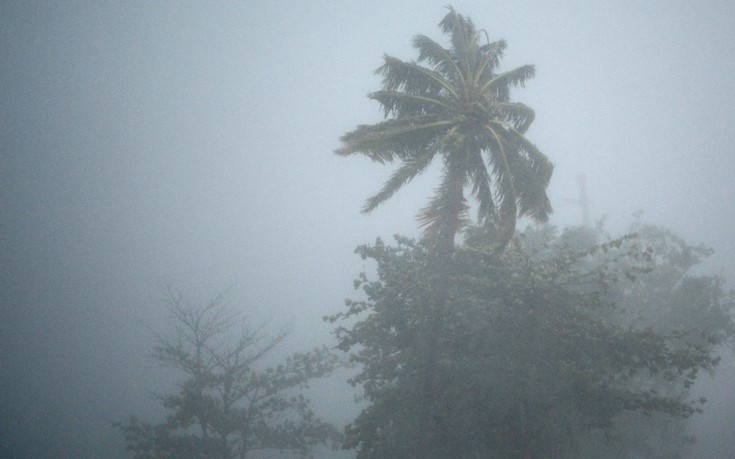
[337,7,553,250]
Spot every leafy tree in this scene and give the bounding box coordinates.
[119,293,341,459]
[337,8,553,453]
[336,6,552,253]
[561,222,735,458]
[329,226,732,458]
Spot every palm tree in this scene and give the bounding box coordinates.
[337,6,553,253]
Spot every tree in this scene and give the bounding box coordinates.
[329,225,732,458]
[336,6,553,253]
[562,222,735,458]
[119,292,341,459]
[336,8,553,453]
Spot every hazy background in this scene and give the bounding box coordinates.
[2,1,734,457]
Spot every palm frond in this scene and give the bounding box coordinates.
[478,40,507,72]
[480,64,535,97]
[483,124,519,242]
[336,116,451,162]
[362,124,464,213]
[369,90,449,118]
[506,130,554,222]
[466,149,497,226]
[470,40,506,86]
[377,56,459,100]
[495,102,535,133]
[486,124,553,224]
[507,128,554,189]
[412,34,464,85]
[362,145,440,213]
[504,153,552,222]
[439,6,477,60]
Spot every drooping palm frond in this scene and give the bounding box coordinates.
[505,133,553,222]
[504,148,552,222]
[481,65,536,100]
[369,90,449,118]
[466,149,497,226]
[468,39,506,87]
[377,56,457,98]
[495,102,535,133]
[336,116,450,162]
[478,39,507,72]
[483,124,519,229]
[362,143,440,213]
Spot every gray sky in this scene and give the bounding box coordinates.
[2,1,734,456]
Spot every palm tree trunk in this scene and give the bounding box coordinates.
[418,183,463,458]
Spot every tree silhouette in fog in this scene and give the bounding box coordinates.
[119,292,340,458]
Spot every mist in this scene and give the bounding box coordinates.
[2,1,734,457]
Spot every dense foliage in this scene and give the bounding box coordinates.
[329,225,733,458]
[119,293,341,459]
[573,223,734,458]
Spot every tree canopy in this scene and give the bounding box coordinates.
[329,225,733,458]
[337,6,553,251]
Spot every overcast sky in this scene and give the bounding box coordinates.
[2,1,734,456]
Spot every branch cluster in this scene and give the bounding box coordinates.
[120,294,341,459]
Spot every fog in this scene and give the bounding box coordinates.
[2,1,734,457]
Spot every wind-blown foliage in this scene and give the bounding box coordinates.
[329,226,732,458]
[566,222,735,458]
[119,293,341,459]
[337,7,553,250]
